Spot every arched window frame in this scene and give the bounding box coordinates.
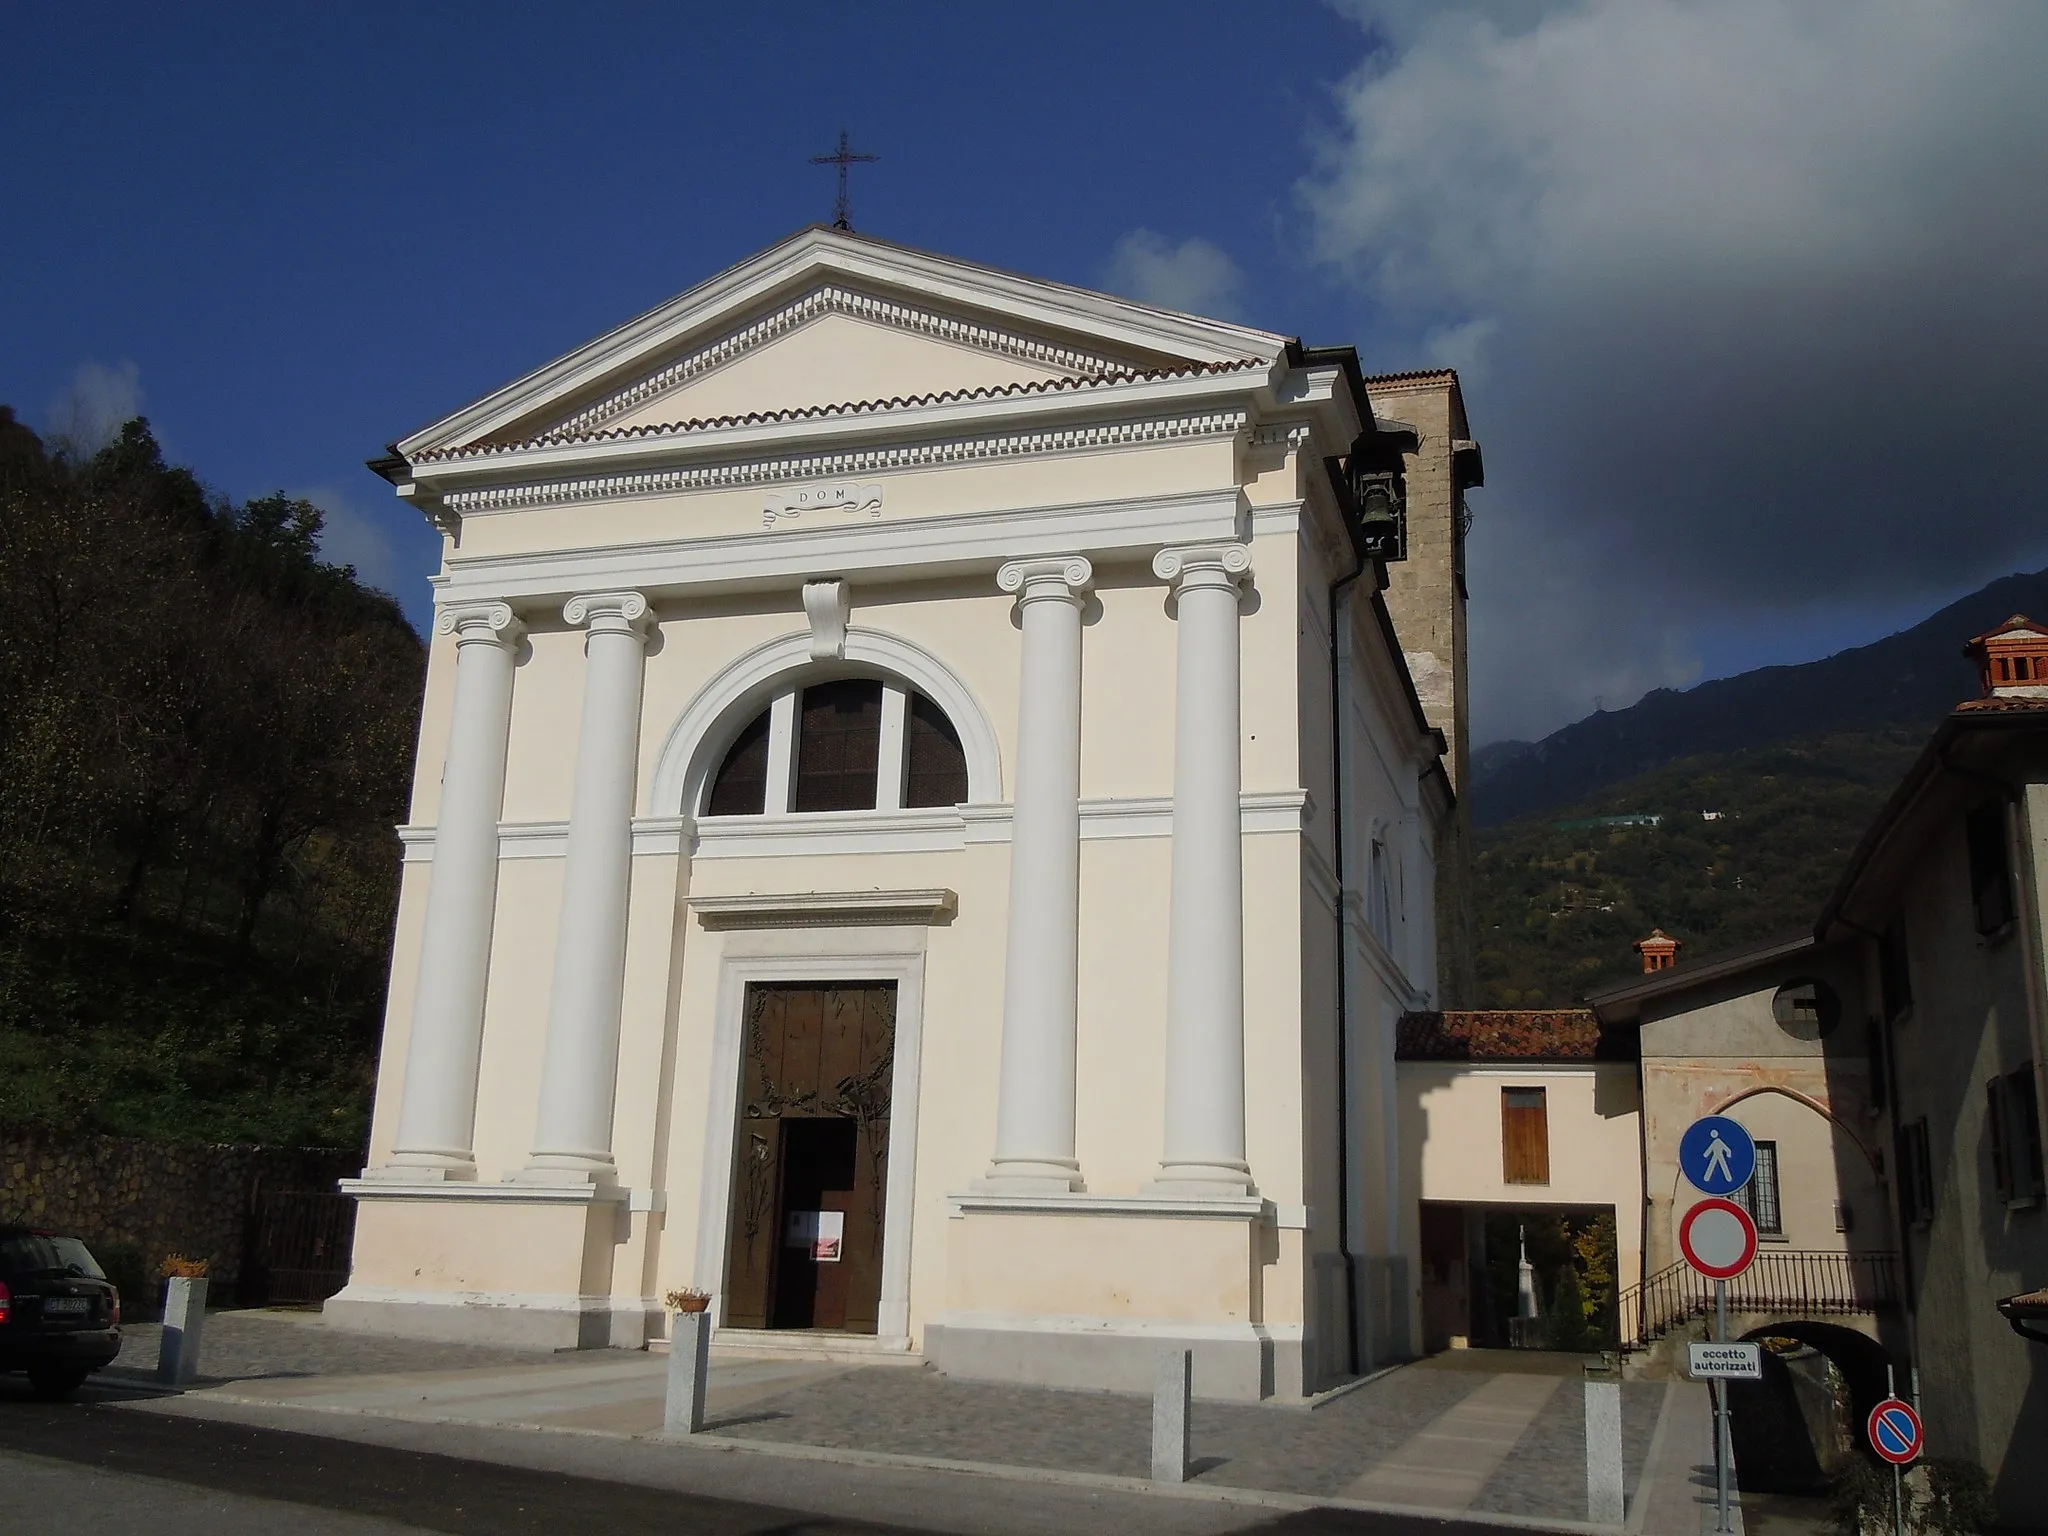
[648,627,1003,819]
[702,670,966,817]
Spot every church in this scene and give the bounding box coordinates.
[332,226,1480,1401]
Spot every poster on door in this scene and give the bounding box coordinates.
[782,1210,845,1262]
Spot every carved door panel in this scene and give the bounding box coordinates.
[723,982,895,1333]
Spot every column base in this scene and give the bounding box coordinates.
[973,1159,1084,1195]
[369,1155,477,1181]
[512,1157,617,1186]
[1144,1163,1255,1199]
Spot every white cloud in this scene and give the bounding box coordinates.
[1299,1,2048,741]
[298,483,411,596]
[1102,230,1247,321]
[45,360,144,454]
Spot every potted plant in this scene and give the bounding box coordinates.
[156,1255,210,1386]
[662,1288,713,1434]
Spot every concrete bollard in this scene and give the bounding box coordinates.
[1584,1377,1625,1525]
[156,1276,209,1386]
[1152,1348,1192,1484]
[664,1309,711,1435]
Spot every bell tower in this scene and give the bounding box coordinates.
[1357,369,1483,1003]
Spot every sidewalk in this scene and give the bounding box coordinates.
[102,1312,1710,1532]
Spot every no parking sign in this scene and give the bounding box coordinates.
[1868,1397,1924,1465]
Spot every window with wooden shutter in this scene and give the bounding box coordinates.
[903,692,968,808]
[706,706,772,816]
[1502,1087,1549,1185]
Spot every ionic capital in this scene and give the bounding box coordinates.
[436,601,524,649]
[997,555,1093,605]
[1152,543,1252,591]
[562,591,654,641]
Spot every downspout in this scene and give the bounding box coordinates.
[1329,558,1365,1375]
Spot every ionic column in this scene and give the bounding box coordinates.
[524,592,654,1179]
[1150,543,1255,1196]
[983,555,1093,1192]
[389,602,524,1175]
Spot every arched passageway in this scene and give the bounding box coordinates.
[1726,1320,1898,1493]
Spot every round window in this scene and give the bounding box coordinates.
[1772,978,1840,1041]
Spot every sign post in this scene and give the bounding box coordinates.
[1868,1368,1923,1536]
[1678,1115,1759,1536]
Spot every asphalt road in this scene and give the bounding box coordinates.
[0,1395,1536,1536]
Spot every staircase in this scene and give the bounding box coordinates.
[1619,1250,1900,1348]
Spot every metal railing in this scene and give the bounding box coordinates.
[1619,1249,1899,1347]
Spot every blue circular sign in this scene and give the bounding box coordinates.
[1679,1115,1756,1196]
[1868,1399,1923,1465]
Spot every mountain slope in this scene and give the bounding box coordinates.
[1472,569,2048,826]
[1472,727,1924,1007]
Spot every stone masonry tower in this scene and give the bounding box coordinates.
[1362,369,1482,1003]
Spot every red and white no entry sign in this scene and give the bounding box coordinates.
[1679,1197,1759,1280]
[1868,1398,1924,1465]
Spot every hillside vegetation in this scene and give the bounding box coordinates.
[1472,728,1924,1007]
[1473,569,2048,826]
[0,409,423,1146]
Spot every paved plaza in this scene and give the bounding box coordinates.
[76,1311,1749,1531]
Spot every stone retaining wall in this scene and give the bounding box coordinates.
[0,1126,356,1313]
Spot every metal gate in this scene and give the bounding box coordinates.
[241,1189,354,1305]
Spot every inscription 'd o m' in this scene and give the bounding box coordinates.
[763,482,885,528]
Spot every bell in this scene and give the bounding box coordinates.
[1356,473,1404,558]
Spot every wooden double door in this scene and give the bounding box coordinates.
[723,981,896,1334]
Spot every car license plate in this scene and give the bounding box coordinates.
[43,1296,89,1315]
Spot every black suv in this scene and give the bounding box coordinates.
[0,1227,122,1398]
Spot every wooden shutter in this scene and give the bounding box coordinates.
[903,693,968,807]
[1501,1087,1549,1185]
[705,706,772,815]
[792,680,883,813]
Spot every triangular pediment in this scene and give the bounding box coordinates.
[398,227,1288,461]
[525,285,1139,445]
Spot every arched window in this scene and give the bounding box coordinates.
[703,676,970,816]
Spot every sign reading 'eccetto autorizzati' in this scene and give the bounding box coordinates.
[1687,1341,1763,1380]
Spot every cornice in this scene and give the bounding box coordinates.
[687,888,958,929]
[394,790,1314,864]
[432,485,1247,606]
[427,360,1263,469]
[435,404,1251,518]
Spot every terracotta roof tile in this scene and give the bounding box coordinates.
[1953,696,2048,714]
[1396,1009,1608,1063]
[413,358,1266,465]
[1359,368,1460,387]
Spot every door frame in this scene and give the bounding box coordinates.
[694,931,927,1345]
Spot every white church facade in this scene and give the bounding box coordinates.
[334,228,1464,1400]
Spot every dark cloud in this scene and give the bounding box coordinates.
[1300,1,2048,741]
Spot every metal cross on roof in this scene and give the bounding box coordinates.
[810,129,879,232]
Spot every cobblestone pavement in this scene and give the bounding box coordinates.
[100,1314,1674,1523]
[717,1361,1494,1495]
[1466,1380,1661,1521]
[108,1309,565,1382]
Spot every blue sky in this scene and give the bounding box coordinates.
[7,2,2046,743]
